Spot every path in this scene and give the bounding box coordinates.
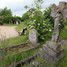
[0,26,19,40]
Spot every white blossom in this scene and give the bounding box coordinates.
[49,29,52,32]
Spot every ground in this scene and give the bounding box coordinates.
[0,26,19,40]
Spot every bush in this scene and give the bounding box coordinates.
[22,7,54,43]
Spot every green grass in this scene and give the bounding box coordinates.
[0,23,28,48]
[16,22,26,32]
[3,23,17,26]
[57,44,67,67]
[0,45,39,67]
[0,35,28,49]
[60,26,67,40]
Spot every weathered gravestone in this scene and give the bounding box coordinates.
[29,26,38,47]
[40,2,67,65]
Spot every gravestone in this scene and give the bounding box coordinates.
[16,21,19,25]
[51,13,62,42]
[29,27,38,47]
[41,2,66,65]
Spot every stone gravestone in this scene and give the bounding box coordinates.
[16,21,19,25]
[51,13,61,42]
[29,27,38,47]
[41,2,65,65]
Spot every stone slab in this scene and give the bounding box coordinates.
[47,41,62,52]
[29,29,38,45]
[43,45,57,57]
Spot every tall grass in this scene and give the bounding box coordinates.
[0,45,39,67]
[0,35,28,49]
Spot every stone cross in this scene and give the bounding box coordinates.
[40,3,64,65]
[51,2,67,42]
[51,13,62,42]
[51,4,63,42]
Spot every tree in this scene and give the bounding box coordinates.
[0,7,12,16]
[22,0,54,42]
[28,0,53,42]
[0,7,12,24]
[11,16,21,24]
[24,5,29,10]
[22,12,29,21]
[34,0,44,10]
[28,8,53,42]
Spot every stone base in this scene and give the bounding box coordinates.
[41,41,64,64]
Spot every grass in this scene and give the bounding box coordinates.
[57,44,67,67]
[0,35,28,49]
[0,45,39,67]
[0,23,29,67]
[3,23,17,26]
[16,22,26,32]
[0,23,28,48]
[60,26,67,40]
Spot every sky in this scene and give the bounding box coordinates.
[0,0,67,17]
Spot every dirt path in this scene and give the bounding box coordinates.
[0,26,19,40]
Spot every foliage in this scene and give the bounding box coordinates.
[22,12,30,21]
[35,8,53,42]
[0,7,12,16]
[57,44,67,67]
[2,16,13,24]
[21,0,54,43]
[16,22,26,32]
[60,26,67,40]
[24,5,29,10]
[34,0,44,10]
[0,7,12,24]
[22,7,54,42]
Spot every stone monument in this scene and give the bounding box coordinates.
[29,26,38,47]
[41,2,67,65]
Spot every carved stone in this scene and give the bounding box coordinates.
[41,2,66,65]
[29,28,38,47]
[51,13,62,42]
